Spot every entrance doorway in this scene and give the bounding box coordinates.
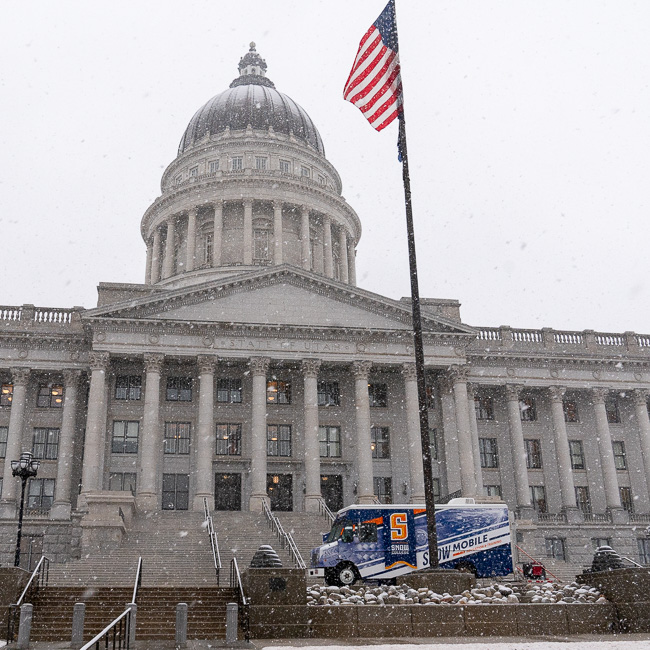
[320,475,343,512]
[162,473,189,510]
[267,474,293,511]
[19,535,43,571]
[214,473,242,511]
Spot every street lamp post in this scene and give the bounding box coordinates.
[11,451,40,568]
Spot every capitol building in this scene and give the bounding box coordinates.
[2,45,650,576]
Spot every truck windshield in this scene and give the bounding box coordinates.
[326,519,354,543]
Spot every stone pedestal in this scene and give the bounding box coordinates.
[399,568,475,593]
[80,491,136,552]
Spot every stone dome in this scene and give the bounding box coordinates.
[178,43,325,156]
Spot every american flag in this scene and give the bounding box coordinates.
[343,0,403,132]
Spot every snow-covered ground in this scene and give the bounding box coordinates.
[263,643,650,650]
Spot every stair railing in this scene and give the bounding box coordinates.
[132,556,143,603]
[317,497,336,523]
[261,500,306,569]
[203,496,222,585]
[514,544,559,581]
[79,606,133,650]
[6,555,50,643]
[230,557,250,642]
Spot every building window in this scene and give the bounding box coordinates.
[216,423,241,456]
[164,422,191,455]
[174,174,182,185]
[592,537,611,550]
[189,166,198,178]
[317,381,340,407]
[425,385,435,409]
[267,379,291,404]
[569,440,585,470]
[525,439,543,469]
[253,229,270,261]
[162,474,189,511]
[639,538,650,565]
[520,397,537,421]
[204,232,213,265]
[231,156,243,171]
[27,478,55,511]
[370,427,390,459]
[613,441,627,470]
[485,485,502,498]
[37,384,64,408]
[563,399,579,423]
[368,383,387,407]
[575,486,591,514]
[216,378,242,403]
[112,421,139,454]
[606,397,620,424]
[1,383,13,406]
[301,165,311,178]
[479,438,499,468]
[530,485,547,513]
[166,377,192,402]
[620,486,634,513]
[429,429,438,461]
[0,477,3,497]
[208,160,219,173]
[475,395,494,420]
[318,174,326,185]
[319,426,341,458]
[545,537,566,561]
[109,472,136,494]
[279,159,291,173]
[255,156,268,170]
[32,428,59,460]
[0,427,7,458]
[373,477,392,504]
[267,424,291,457]
[115,375,142,401]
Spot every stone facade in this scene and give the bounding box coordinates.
[2,47,650,577]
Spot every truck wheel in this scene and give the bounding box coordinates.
[335,562,358,586]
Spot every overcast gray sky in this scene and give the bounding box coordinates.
[1,1,649,334]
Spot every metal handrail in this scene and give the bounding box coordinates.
[230,557,250,642]
[132,556,143,604]
[621,555,644,568]
[261,501,306,569]
[317,497,335,523]
[6,555,50,643]
[79,606,132,650]
[203,497,222,585]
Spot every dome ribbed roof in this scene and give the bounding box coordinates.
[178,45,325,156]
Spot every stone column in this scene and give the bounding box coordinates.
[212,201,223,267]
[0,368,30,518]
[301,206,311,270]
[449,365,478,498]
[151,227,162,284]
[505,384,533,516]
[186,208,197,272]
[145,240,153,284]
[339,229,349,283]
[323,216,333,278]
[273,201,283,265]
[302,359,322,512]
[401,363,425,503]
[466,383,484,495]
[592,388,623,514]
[548,386,579,518]
[194,356,217,510]
[438,375,461,495]
[352,361,374,503]
[51,370,81,520]
[243,199,253,265]
[347,239,356,286]
[80,353,109,500]
[162,218,176,279]
[633,389,650,500]
[138,353,164,511]
[249,357,270,511]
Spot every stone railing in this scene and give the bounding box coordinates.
[0,305,81,327]
[537,512,567,524]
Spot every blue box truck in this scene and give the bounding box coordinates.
[309,498,512,586]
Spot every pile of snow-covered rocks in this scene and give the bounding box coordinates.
[306,581,608,606]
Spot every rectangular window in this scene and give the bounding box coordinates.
[109,472,137,494]
[475,395,494,420]
[520,397,537,421]
[569,440,585,469]
[620,486,634,513]
[592,537,611,550]
[255,156,268,170]
[373,477,392,504]
[162,473,189,511]
[606,397,620,424]
[266,379,291,404]
[530,485,547,513]
[1,383,13,406]
[166,377,192,402]
[613,441,627,470]
[112,421,139,454]
[317,381,340,407]
[231,156,243,171]
[301,165,311,178]
[525,439,543,469]
[485,485,502,498]
[0,427,7,458]
[0,477,2,498]
[37,384,64,408]
[563,399,579,423]
[318,174,326,185]
[32,428,59,460]
[216,378,242,403]
[164,422,191,455]
[279,159,291,173]
[479,438,499,468]
[425,385,436,409]
[368,383,387,407]
[189,166,198,177]
[174,174,182,185]
[319,426,341,458]
[27,478,55,511]
[545,537,566,561]
[115,375,142,401]
[208,160,219,173]
[639,538,650,565]
[267,424,291,457]
[216,423,242,456]
[370,426,390,459]
[575,486,592,514]
[253,229,270,261]
[204,232,214,265]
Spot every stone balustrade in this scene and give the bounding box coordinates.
[0,305,82,327]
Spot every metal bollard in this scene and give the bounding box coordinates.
[226,601,238,644]
[16,603,33,650]
[71,602,86,646]
[128,602,137,648]
[176,602,188,647]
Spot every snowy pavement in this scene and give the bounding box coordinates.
[261,642,650,650]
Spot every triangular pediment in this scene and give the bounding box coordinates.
[84,267,475,336]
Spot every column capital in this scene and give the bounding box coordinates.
[301,359,321,379]
[591,387,609,404]
[188,207,198,217]
[448,364,470,384]
[88,351,110,372]
[197,355,218,374]
[243,198,253,209]
[144,352,165,374]
[505,383,523,401]
[167,216,176,226]
[633,388,649,406]
[273,200,283,211]
[62,369,82,387]
[466,382,477,398]
[351,360,372,379]
[548,385,566,403]
[249,356,270,376]
[401,362,417,381]
[322,213,331,225]
[10,367,30,386]
[301,204,310,215]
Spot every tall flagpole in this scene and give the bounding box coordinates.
[393,1,439,569]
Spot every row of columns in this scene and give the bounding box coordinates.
[145,201,357,285]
